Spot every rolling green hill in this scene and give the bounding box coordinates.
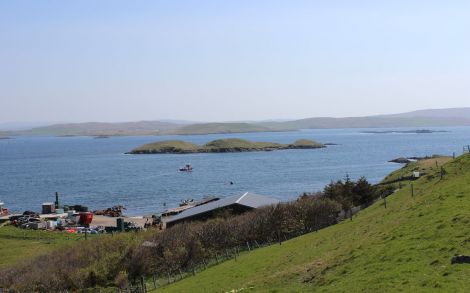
[155,154,470,292]
[4,108,470,136]
[11,121,184,136]
[256,116,470,131]
[169,122,273,135]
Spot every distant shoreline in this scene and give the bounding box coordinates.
[362,129,449,134]
[3,107,470,137]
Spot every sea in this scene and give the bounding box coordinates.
[1,126,469,216]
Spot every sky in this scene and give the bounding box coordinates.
[0,1,469,123]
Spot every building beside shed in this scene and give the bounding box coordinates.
[164,192,280,227]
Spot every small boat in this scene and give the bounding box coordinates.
[179,164,193,172]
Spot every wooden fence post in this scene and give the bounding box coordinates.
[246,241,251,251]
[140,276,146,293]
[152,274,156,289]
[178,268,183,280]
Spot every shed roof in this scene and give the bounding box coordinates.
[165,192,279,224]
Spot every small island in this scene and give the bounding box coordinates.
[362,129,449,134]
[127,138,325,154]
[93,135,110,139]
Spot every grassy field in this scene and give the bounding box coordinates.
[154,154,470,292]
[0,226,81,269]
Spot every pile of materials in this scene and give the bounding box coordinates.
[93,205,126,217]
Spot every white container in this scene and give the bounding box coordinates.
[46,220,57,230]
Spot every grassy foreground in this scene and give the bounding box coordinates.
[155,154,470,292]
[0,226,80,269]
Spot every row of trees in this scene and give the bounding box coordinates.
[0,177,389,291]
[322,176,395,215]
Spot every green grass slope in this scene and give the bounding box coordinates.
[156,154,470,292]
[0,226,80,269]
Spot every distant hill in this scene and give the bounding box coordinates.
[386,107,470,119]
[14,121,183,136]
[4,107,470,136]
[257,107,470,130]
[168,123,273,135]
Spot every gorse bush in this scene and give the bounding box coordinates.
[0,178,379,292]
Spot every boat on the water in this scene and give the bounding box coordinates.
[179,164,193,172]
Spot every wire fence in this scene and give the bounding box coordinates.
[111,205,368,292]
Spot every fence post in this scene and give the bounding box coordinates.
[152,274,157,289]
[246,241,251,251]
[178,268,183,280]
[383,196,387,209]
[140,276,146,293]
[411,184,414,197]
[167,271,171,284]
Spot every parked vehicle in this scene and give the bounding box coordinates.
[0,201,8,216]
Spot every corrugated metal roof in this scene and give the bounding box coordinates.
[165,192,279,224]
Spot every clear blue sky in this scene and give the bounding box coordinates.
[1,1,469,123]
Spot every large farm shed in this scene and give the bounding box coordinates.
[164,192,280,227]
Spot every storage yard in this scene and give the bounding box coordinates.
[0,192,279,237]
[0,193,153,234]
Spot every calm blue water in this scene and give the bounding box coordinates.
[1,127,469,215]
